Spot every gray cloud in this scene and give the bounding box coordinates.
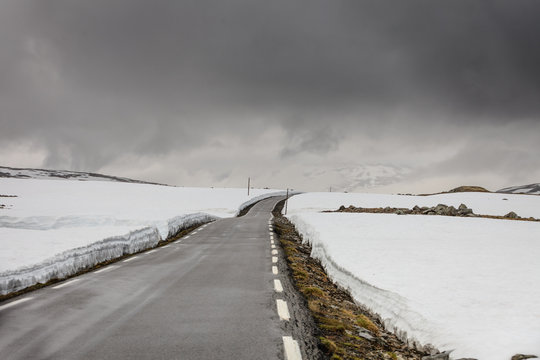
[1,0,539,191]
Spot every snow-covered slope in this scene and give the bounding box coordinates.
[0,165,164,185]
[302,163,410,192]
[497,183,540,195]
[0,178,284,295]
[286,192,540,360]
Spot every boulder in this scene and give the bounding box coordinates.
[434,204,448,215]
[422,351,452,360]
[511,355,538,360]
[505,211,519,219]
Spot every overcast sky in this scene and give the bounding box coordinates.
[1,0,539,193]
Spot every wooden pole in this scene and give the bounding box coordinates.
[247,177,250,196]
[284,188,289,215]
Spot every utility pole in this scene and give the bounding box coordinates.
[247,177,250,196]
[284,188,289,215]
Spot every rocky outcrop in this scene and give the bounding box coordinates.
[333,204,540,222]
[337,203,478,217]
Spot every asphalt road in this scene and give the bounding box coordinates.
[0,197,289,360]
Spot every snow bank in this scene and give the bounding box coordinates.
[0,178,283,295]
[287,195,540,359]
[286,191,540,219]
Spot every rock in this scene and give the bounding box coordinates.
[511,355,538,360]
[434,204,448,215]
[396,210,406,215]
[445,206,457,216]
[339,205,346,211]
[422,350,452,360]
[458,204,468,210]
[458,208,473,215]
[505,211,519,219]
[357,331,375,341]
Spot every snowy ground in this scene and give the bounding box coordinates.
[286,191,540,218]
[0,178,284,295]
[286,192,540,360]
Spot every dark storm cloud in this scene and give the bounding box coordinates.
[1,0,539,187]
[280,125,343,158]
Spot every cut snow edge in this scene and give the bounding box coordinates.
[287,214,442,354]
[0,213,214,295]
[1,191,285,296]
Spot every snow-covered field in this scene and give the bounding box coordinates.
[286,192,540,360]
[286,191,540,218]
[0,178,284,295]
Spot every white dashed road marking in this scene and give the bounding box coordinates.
[272,266,278,275]
[145,249,158,255]
[0,297,33,312]
[272,249,278,255]
[283,336,303,360]
[123,256,139,263]
[94,265,119,274]
[162,245,170,249]
[272,256,278,263]
[274,279,283,292]
[52,279,80,289]
[276,299,290,321]
[271,244,276,249]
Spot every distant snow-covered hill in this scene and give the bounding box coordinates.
[497,183,540,195]
[0,166,166,185]
[303,164,410,192]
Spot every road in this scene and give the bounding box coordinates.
[0,197,296,360]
